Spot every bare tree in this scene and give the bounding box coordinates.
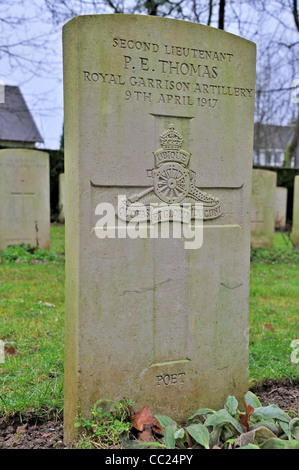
[1,0,298,155]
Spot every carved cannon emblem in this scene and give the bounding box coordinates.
[126,123,222,220]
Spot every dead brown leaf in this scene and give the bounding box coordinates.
[4,345,18,355]
[263,323,275,332]
[137,425,156,442]
[129,405,163,441]
[239,401,254,432]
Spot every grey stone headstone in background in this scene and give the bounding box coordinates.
[251,169,277,249]
[58,173,65,223]
[63,14,256,443]
[275,186,288,230]
[292,176,299,247]
[0,148,50,250]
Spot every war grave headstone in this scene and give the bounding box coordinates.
[63,14,256,442]
[275,186,288,230]
[0,148,50,250]
[292,175,299,247]
[251,169,277,249]
[58,173,65,223]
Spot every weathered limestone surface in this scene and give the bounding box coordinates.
[0,148,50,250]
[292,176,299,247]
[251,169,277,248]
[63,14,256,442]
[275,186,288,230]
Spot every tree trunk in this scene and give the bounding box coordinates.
[207,0,213,26]
[218,0,226,30]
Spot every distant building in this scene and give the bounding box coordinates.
[253,122,299,167]
[0,85,43,148]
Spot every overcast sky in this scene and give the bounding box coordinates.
[1,1,298,150]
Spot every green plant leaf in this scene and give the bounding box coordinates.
[120,431,166,449]
[155,414,176,430]
[174,428,185,440]
[187,408,215,422]
[225,396,238,416]
[236,443,260,449]
[251,420,280,435]
[204,409,243,434]
[164,422,177,449]
[253,426,278,444]
[224,437,238,448]
[209,426,222,448]
[289,418,299,440]
[260,437,299,449]
[244,391,261,409]
[252,405,291,423]
[221,424,236,441]
[279,420,291,438]
[186,423,210,449]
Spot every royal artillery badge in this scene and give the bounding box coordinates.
[125,123,222,221]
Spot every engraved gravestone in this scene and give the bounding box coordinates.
[63,14,256,442]
[251,169,277,249]
[292,176,299,247]
[275,186,287,230]
[0,148,50,250]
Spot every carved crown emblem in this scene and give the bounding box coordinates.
[160,123,183,150]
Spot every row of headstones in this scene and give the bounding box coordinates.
[251,169,299,249]
[0,151,298,251]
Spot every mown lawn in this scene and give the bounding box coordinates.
[0,224,65,417]
[249,233,299,384]
[0,225,298,417]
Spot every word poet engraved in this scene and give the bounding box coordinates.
[156,372,186,386]
[82,36,254,107]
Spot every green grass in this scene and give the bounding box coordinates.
[50,223,65,255]
[0,226,65,417]
[0,228,298,418]
[249,233,299,384]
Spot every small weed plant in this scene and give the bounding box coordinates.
[75,397,133,449]
[0,243,64,264]
[77,393,299,449]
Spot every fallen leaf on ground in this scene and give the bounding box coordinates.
[239,401,254,432]
[41,433,52,438]
[4,345,18,355]
[129,405,163,441]
[263,323,275,332]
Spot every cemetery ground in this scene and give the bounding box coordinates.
[0,225,298,449]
